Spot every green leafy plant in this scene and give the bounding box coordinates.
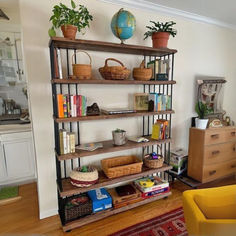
[144,21,177,40]
[114,128,126,132]
[48,0,93,37]
[195,101,213,119]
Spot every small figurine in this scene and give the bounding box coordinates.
[87,103,100,116]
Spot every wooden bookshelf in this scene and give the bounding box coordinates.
[57,137,171,160]
[62,191,171,231]
[52,78,177,85]
[54,110,175,123]
[50,37,177,56]
[58,164,172,197]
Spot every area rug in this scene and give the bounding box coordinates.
[110,207,188,236]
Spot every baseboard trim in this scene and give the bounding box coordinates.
[99,0,236,31]
[40,208,58,219]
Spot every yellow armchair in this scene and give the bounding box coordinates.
[183,185,236,236]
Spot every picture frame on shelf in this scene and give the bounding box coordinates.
[133,93,149,111]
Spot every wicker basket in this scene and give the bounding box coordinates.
[133,60,152,81]
[99,58,130,80]
[101,155,143,179]
[144,145,164,169]
[72,50,92,80]
[64,193,92,223]
[70,166,98,187]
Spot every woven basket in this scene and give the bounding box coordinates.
[64,193,92,223]
[99,58,130,80]
[70,166,98,187]
[144,145,164,169]
[72,50,92,80]
[101,155,143,179]
[133,60,152,81]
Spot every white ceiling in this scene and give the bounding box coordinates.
[145,0,236,26]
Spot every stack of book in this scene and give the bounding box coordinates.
[134,176,170,198]
[59,129,76,155]
[57,94,87,118]
[151,119,169,140]
[148,93,171,112]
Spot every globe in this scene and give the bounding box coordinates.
[111,8,136,43]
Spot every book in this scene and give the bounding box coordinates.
[141,187,170,198]
[76,142,103,152]
[134,176,169,193]
[57,94,64,118]
[56,48,63,79]
[54,48,59,78]
[63,95,68,118]
[101,108,136,115]
[59,129,67,155]
[128,136,149,143]
[151,123,161,140]
[69,132,75,153]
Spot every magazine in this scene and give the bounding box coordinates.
[76,142,103,152]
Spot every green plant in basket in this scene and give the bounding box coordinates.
[48,0,93,39]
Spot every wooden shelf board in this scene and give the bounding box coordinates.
[57,137,171,160]
[62,191,171,231]
[50,37,177,56]
[54,110,175,123]
[52,78,177,85]
[58,164,172,197]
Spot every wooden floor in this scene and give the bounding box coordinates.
[0,176,235,236]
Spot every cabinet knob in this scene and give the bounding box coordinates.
[212,150,220,155]
[211,134,219,139]
[231,132,236,136]
[231,164,236,168]
[209,170,216,175]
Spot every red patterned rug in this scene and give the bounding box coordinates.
[110,207,188,236]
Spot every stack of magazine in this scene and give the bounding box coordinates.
[76,142,103,152]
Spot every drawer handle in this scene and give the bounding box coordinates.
[231,164,236,168]
[212,150,220,155]
[209,170,216,175]
[231,132,236,136]
[233,146,236,151]
[211,134,219,139]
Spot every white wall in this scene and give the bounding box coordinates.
[19,0,236,218]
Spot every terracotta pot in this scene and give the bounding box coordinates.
[61,24,77,40]
[152,32,170,48]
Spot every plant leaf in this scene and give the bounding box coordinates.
[71,0,76,9]
[48,28,56,37]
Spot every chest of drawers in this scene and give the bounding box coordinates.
[188,126,236,183]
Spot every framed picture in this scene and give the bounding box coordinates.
[134,93,149,111]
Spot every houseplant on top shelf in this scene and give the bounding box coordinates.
[195,101,213,129]
[48,0,93,40]
[144,21,177,48]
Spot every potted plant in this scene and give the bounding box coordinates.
[195,101,213,129]
[48,0,93,40]
[144,21,177,48]
[112,128,127,146]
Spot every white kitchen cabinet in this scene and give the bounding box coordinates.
[0,131,36,185]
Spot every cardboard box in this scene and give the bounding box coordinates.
[169,148,188,175]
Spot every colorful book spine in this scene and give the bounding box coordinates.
[66,94,71,117]
[73,95,77,117]
[157,94,162,111]
[69,132,75,153]
[166,95,171,110]
[76,95,80,117]
[63,95,68,118]
[162,95,166,111]
[142,187,170,198]
[135,181,169,193]
[79,95,82,116]
[57,94,64,118]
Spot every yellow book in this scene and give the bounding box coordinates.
[151,124,160,140]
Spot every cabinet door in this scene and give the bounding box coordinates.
[0,144,7,182]
[3,138,35,180]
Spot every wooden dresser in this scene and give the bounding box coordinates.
[188,126,236,183]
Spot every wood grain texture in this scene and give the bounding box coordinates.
[188,127,236,183]
[1,179,236,236]
[49,37,177,56]
[54,110,175,123]
[52,79,177,85]
[57,137,171,161]
[63,192,172,232]
[58,165,172,197]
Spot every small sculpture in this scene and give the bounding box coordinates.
[87,103,100,116]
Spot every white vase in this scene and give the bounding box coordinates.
[195,118,208,129]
